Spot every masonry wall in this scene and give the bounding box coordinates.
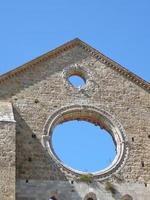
[0,121,16,200]
[0,45,149,199]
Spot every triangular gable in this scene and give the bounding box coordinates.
[0,38,149,92]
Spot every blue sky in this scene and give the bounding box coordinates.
[52,121,116,172]
[0,0,150,82]
[0,0,149,172]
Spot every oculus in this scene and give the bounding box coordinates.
[42,105,128,178]
[52,120,116,172]
[68,75,85,88]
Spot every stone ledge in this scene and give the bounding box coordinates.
[0,102,15,122]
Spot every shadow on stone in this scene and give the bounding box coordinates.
[14,108,83,200]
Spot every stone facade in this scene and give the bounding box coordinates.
[0,38,149,200]
[0,103,16,200]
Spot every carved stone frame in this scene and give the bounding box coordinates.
[42,105,128,180]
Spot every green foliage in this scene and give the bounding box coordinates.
[79,174,93,183]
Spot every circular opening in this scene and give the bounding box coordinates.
[44,105,126,177]
[68,75,85,88]
[52,120,116,173]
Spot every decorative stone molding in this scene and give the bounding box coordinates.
[0,38,149,92]
[62,64,95,92]
[77,39,150,93]
[42,104,128,180]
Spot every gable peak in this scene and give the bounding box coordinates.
[0,38,149,93]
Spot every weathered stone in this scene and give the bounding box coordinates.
[0,39,149,199]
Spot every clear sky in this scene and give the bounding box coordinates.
[0,0,150,82]
[0,0,149,172]
[52,120,116,172]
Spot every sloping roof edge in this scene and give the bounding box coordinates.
[0,38,149,93]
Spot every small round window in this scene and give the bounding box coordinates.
[68,75,85,88]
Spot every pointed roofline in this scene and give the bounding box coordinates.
[0,38,149,92]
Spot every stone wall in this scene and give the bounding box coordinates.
[0,45,149,199]
[16,180,150,200]
[0,103,16,200]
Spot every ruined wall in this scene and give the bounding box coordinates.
[0,103,16,200]
[0,45,149,199]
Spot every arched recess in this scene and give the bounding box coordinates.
[121,194,133,200]
[49,196,57,200]
[84,192,97,200]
